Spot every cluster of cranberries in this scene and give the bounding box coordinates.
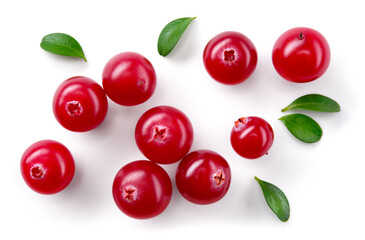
[21,27,330,219]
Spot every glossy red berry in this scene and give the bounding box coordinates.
[112,160,172,219]
[102,52,157,106]
[53,76,108,132]
[203,31,257,85]
[175,150,231,205]
[230,116,274,159]
[135,106,194,164]
[20,140,75,194]
[272,27,331,83]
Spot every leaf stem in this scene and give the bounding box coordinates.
[281,106,290,112]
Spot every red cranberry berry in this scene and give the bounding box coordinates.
[272,27,331,83]
[20,140,75,194]
[203,31,257,85]
[53,76,108,132]
[102,52,157,106]
[175,150,231,205]
[230,116,274,159]
[135,106,194,164]
[112,160,172,219]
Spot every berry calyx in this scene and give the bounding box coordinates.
[123,187,136,201]
[30,165,44,179]
[213,171,226,186]
[234,117,246,127]
[224,49,236,62]
[66,101,83,117]
[154,127,167,140]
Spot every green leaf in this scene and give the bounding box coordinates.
[157,17,196,57]
[279,114,322,143]
[40,33,87,62]
[255,176,290,222]
[282,94,340,112]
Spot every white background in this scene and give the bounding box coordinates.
[1,0,364,239]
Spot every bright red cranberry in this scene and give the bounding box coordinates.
[135,106,194,164]
[53,76,108,132]
[272,27,331,83]
[230,116,274,159]
[20,140,75,194]
[102,52,157,106]
[203,31,257,85]
[175,150,231,205]
[112,160,172,219]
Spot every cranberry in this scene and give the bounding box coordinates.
[53,76,108,132]
[230,116,274,159]
[135,106,194,164]
[20,140,75,194]
[203,31,258,85]
[272,27,331,83]
[102,52,157,106]
[175,150,231,205]
[112,160,172,219]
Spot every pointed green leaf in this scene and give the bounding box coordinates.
[40,33,87,61]
[282,94,340,112]
[157,17,196,56]
[279,114,322,143]
[255,176,290,222]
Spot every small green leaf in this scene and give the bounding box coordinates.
[282,94,341,112]
[255,176,290,222]
[279,114,322,143]
[40,33,87,62]
[157,17,196,56]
